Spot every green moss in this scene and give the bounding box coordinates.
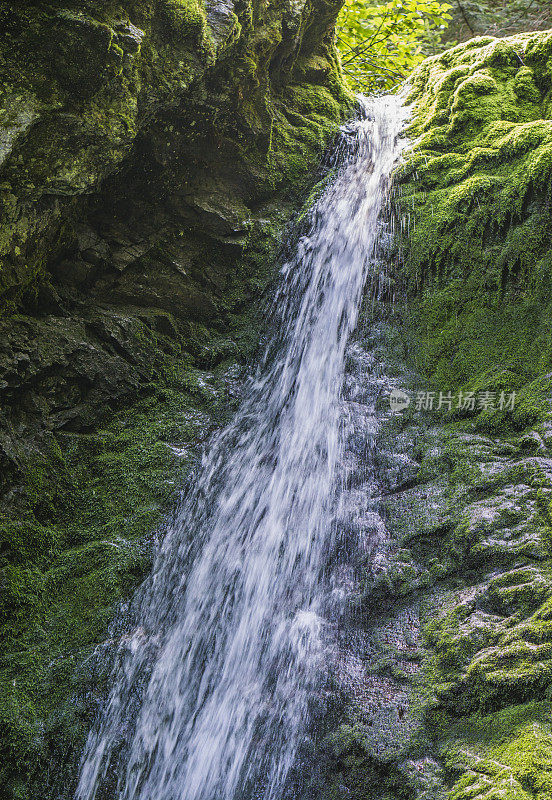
[323,724,414,800]
[394,30,552,443]
[162,0,215,51]
[283,83,343,121]
[0,359,223,794]
[398,32,552,282]
[343,44,552,779]
[268,93,342,186]
[427,704,552,799]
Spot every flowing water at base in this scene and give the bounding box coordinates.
[75,95,407,800]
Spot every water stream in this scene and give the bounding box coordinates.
[76,94,407,800]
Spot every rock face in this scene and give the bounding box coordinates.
[321,30,552,800]
[0,1,349,796]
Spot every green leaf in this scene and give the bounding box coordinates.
[337,0,452,92]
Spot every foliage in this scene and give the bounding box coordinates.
[335,0,550,94]
[336,0,452,92]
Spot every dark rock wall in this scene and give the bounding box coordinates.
[0,1,350,796]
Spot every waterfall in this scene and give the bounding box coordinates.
[75,94,407,800]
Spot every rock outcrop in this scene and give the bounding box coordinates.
[322,30,552,800]
[0,1,349,796]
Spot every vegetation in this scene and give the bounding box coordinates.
[324,22,552,800]
[336,0,452,92]
[395,31,552,398]
[336,0,551,93]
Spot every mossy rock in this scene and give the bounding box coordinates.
[395,30,552,432]
[0,0,350,794]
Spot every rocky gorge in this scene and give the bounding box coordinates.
[2,2,552,800]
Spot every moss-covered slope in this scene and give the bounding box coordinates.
[321,29,552,800]
[0,1,350,796]
[396,30,552,396]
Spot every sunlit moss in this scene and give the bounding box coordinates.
[394,30,552,421]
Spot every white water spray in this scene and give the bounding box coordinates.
[76,94,407,800]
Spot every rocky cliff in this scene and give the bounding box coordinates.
[0,1,349,796]
[322,30,552,800]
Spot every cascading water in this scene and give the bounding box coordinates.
[75,94,407,800]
